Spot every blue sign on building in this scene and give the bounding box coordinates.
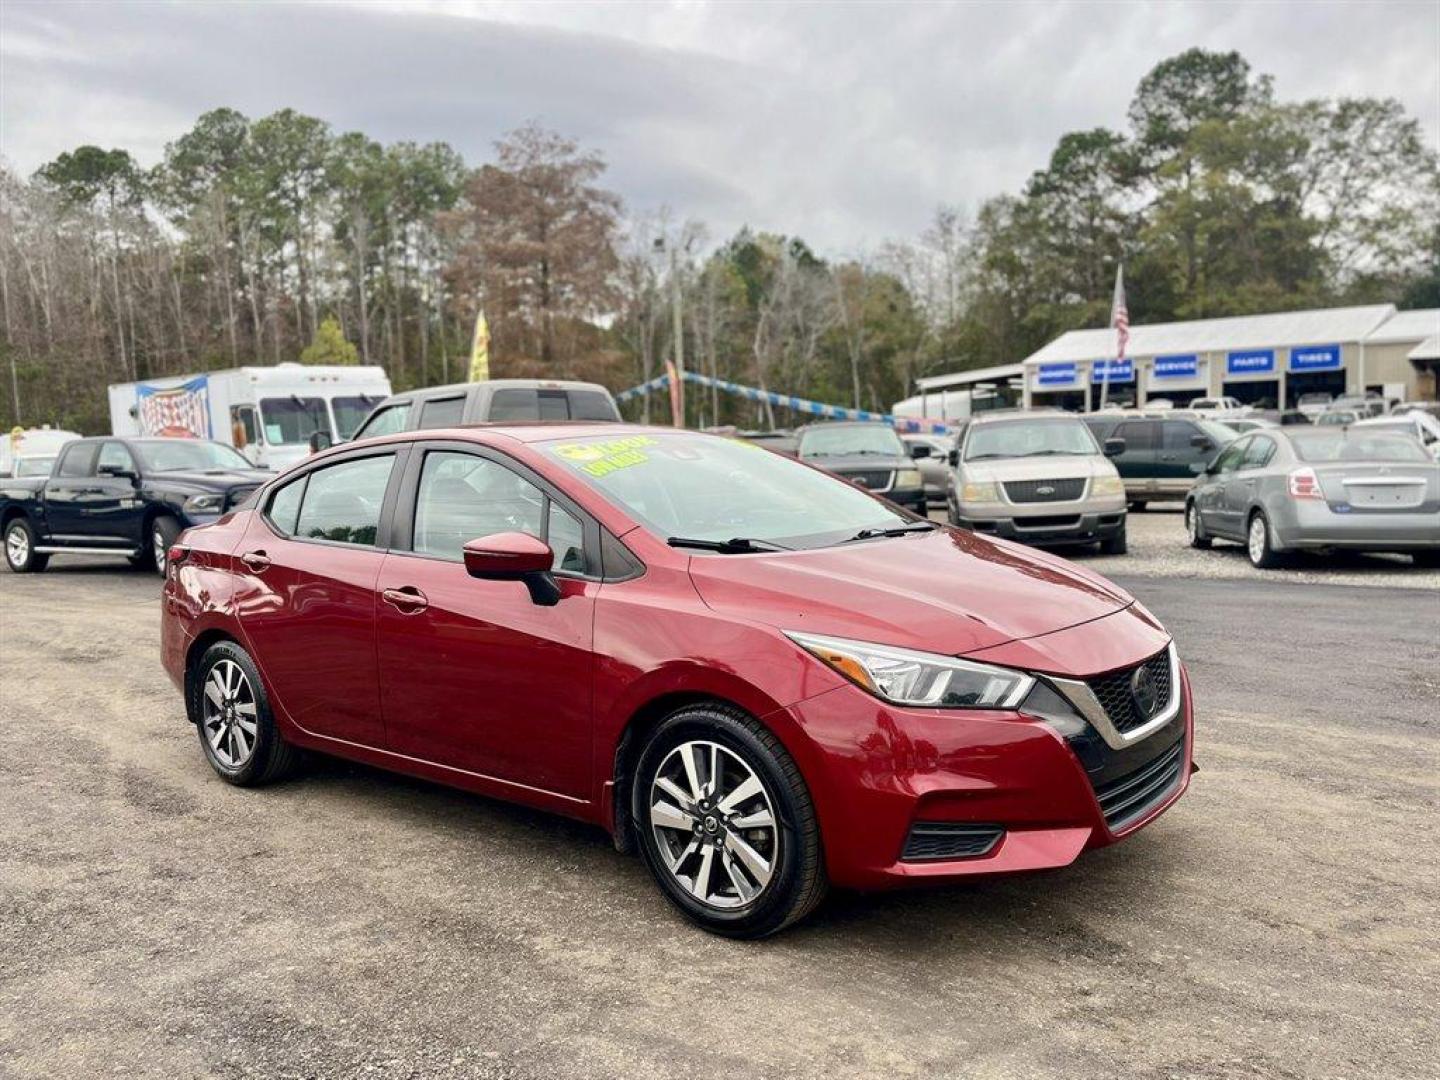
[1036,362,1079,387]
[1227,348,1275,376]
[1152,354,1199,379]
[1289,343,1341,372]
[1091,359,1134,384]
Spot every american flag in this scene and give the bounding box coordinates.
[1110,264,1129,361]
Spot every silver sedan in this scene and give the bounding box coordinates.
[1185,427,1440,569]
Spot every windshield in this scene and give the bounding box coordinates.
[798,425,904,459]
[260,397,333,445]
[132,440,253,473]
[14,456,55,477]
[964,419,1098,460]
[543,432,909,549]
[331,395,383,439]
[1290,431,1432,464]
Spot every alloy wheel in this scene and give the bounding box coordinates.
[202,659,258,769]
[648,740,779,910]
[6,525,28,568]
[1187,505,1199,541]
[153,526,167,571]
[1248,516,1267,564]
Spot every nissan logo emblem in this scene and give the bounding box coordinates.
[1130,666,1160,718]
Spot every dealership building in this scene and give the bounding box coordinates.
[1018,304,1440,411]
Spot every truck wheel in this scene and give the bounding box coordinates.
[148,515,181,576]
[1098,522,1128,556]
[4,518,48,573]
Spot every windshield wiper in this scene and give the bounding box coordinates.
[667,536,792,554]
[840,522,939,544]
[1019,449,1081,456]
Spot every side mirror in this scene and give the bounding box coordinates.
[463,532,560,606]
[309,431,333,454]
[909,443,931,459]
[947,449,959,467]
[99,465,138,483]
[1104,437,1126,457]
[1190,433,1213,450]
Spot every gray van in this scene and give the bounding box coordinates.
[352,379,621,442]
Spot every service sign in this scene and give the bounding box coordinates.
[1152,354,1199,379]
[1090,359,1134,384]
[1036,362,1079,387]
[1227,349,1275,376]
[1289,343,1341,372]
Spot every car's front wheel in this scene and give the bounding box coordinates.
[4,517,48,573]
[632,702,826,938]
[193,641,300,785]
[1186,502,1212,549]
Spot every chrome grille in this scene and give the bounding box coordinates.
[843,470,893,491]
[1086,650,1173,734]
[1004,478,1086,503]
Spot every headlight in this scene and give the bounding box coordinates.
[897,468,923,488]
[786,631,1034,708]
[183,493,224,514]
[960,481,1001,503]
[1092,475,1124,498]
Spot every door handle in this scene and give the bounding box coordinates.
[240,550,271,572]
[382,586,429,614]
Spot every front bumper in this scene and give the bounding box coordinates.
[955,508,1126,545]
[779,660,1193,891]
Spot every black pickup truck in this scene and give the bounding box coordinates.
[1,436,270,575]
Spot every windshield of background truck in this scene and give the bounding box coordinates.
[543,432,907,548]
[132,440,253,472]
[798,425,904,459]
[260,397,332,445]
[331,395,384,439]
[964,419,1098,460]
[14,457,55,477]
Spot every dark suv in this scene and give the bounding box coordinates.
[1083,414,1236,508]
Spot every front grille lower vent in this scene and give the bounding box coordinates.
[901,822,1004,862]
[1093,738,1184,831]
[1086,651,1173,734]
[1004,477,1086,503]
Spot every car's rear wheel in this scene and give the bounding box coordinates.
[1186,502,1212,549]
[632,702,826,938]
[193,642,300,785]
[1247,511,1285,569]
[4,518,48,573]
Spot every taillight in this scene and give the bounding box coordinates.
[1287,467,1324,501]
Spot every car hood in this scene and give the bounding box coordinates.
[687,526,1133,657]
[959,455,1115,484]
[147,468,272,491]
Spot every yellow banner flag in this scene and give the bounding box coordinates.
[468,310,490,382]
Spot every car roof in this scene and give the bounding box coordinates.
[380,378,612,403]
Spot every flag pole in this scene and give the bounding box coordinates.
[1101,264,1128,410]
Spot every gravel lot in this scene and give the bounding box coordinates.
[2,549,1437,1079]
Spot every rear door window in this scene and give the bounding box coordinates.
[57,443,98,477]
[1160,421,1202,451]
[1212,438,1248,474]
[417,396,466,429]
[292,455,395,547]
[1112,421,1157,451]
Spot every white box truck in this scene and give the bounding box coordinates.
[108,363,392,470]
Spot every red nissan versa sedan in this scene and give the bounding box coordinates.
[161,424,1194,937]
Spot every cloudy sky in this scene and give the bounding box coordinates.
[3,0,1437,253]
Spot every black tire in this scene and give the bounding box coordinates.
[148,514,182,576]
[191,641,301,786]
[1246,510,1285,569]
[1098,522,1128,556]
[1412,550,1440,569]
[1185,501,1212,549]
[631,702,826,938]
[3,517,48,573]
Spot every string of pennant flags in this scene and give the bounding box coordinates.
[614,370,953,435]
